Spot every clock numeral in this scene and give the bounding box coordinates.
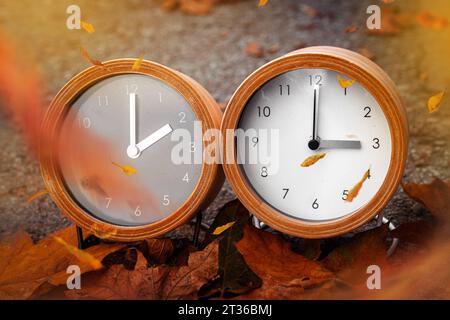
[279,84,290,96]
[78,117,91,129]
[251,136,259,147]
[372,138,380,149]
[282,188,289,199]
[261,166,268,178]
[105,197,112,208]
[312,198,319,209]
[163,195,170,206]
[126,84,138,95]
[97,95,109,107]
[178,111,187,123]
[364,106,372,118]
[190,142,196,153]
[342,190,349,201]
[182,172,189,183]
[308,75,322,86]
[134,206,142,217]
[257,106,271,117]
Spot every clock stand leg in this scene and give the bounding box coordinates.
[76,226,101,250]
[192,211,203,249]
[375,214,399,257]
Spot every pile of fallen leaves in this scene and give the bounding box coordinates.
[1,179,449,300]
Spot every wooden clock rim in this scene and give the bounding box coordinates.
[40,59,224,241]
[221,46,408,239]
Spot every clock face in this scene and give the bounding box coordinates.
[59,74,202,226]
[237,68,392,222]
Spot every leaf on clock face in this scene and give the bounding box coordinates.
[112,162,137,176]
[27,189,49,203]
[345,168,370,202]
[80,47,105,68]
[212,221,236,235]
[337,74,356,89]
[258,0,269,7]
[0,227,124,300]
[64,241,219,300]
[132,54,145,71]
[199,200,262,298]
[300,153,326,167]
[427,91,445,113]
[80,21,95,34]
[234,225,334,299]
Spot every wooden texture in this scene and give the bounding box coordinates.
[221,46,408,239]
[40,59,224,241]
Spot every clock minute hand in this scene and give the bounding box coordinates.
[136,124,173,152]
[308,85,321,150]
[127,93,141,159]
[318,139,361,149]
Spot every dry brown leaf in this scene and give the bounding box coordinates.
[80,47,105,68]
[427,91,445,113]
[53,236,102,269]
[301,153,326,167]
[65,241,219,300]
[345,168,370,202]
[81,21,95,34]
[212,221,236,235]
[235,225,333,299]
[245,42,264,58]
[0,227,124,299]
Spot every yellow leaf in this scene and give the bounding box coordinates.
[27,189,48,203]
[80,47,105,68]
[112,162,137,176]
[337,74,356,89]
[212,221,236,235]
[427,91,445,113]
[258,0,269,7]
[300,153,326,167]
[53,236,103,269]
[132,54,145,71]
[345,168,371,202]
[81,21,95,34]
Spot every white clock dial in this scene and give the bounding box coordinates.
[59,74,202,226]
[237,68,392,222]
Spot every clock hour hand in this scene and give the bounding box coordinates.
[318,139,361,149]
[136,124,173,153]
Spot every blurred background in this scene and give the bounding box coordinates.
[0,0,449,240]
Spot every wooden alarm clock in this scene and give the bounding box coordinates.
[40,59,224,243]
[221,46,408,238]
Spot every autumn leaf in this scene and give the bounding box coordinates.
[235,225,334,299]
[27,189,48,203]
[132,54,145,71]
[65,241,219,300]
[200,200,262,298]
[81,21,95,34]
[0,227,124,299]
[212,221,236,235]
[344,25,358,33]
[427,91,445,113]
[301,153,326,167]
[179,0,214,16]
[345,168,370,202]
[53,236,102,269]
[112,162,137,176]
[337,74,356,90]
[80,47,105,68]
[258,0,268,7]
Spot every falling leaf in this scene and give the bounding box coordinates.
[200,200,262,298]
[344,25,358,33]
[212,221,236,235]
[417,11,448,30]
[80,21,95,34]
[245,42,264,58]
[132,54,145,71]
[112,162,137,176]
[235,225,334,299]
[258,0,268,7]
[301,153,326,167]
[65,241,219,300]
[27,189,48,203]
[53,236,103,269]
[427,91,445,113]
[337,74,356,89]
[345,168,371,202]
[80,47,105,68]
[0,227,124,299]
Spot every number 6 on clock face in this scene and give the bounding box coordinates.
[221,46,408,238]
